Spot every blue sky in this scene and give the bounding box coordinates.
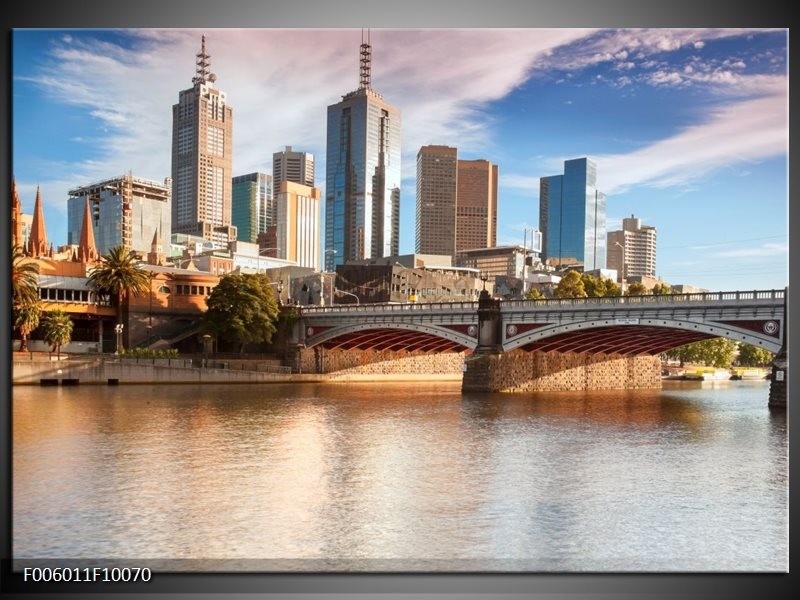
[12,28,788,291]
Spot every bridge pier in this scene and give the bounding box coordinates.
[768,347,787,409]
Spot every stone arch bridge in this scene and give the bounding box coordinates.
[289,289,785,401]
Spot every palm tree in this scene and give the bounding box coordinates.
[40,310,74,359]
[12,243,39,308]
[14,302,42,352]
[87,246,150,352]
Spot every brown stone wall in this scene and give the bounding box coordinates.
[298,347,466,375]
[463,349,662,392]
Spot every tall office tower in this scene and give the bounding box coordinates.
[232,172,273,243]
[325,31,401,271]
[539,157,607,270]
[456,159,498,253]
[171,35,236,247]
[273,146,315,191]
[67,174,171,255]
[607,214,657,280]
[276,181,321,270]
[416,145,458,256]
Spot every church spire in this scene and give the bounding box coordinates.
[11,177,22,248]
[192,34,217,86]
[359,29,372,90]
[27,186,49,258]
[77,198,99,263]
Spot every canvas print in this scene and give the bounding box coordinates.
[11,28,787,572]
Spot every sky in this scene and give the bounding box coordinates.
[12,28,788,292]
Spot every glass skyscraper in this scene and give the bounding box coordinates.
[539,157,607,270]
[232,172,273,243]
[325,34,401,271]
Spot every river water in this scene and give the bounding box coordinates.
[12,380,787,572]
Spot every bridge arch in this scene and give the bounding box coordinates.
[304,321,476,352]
[503,317,782,355]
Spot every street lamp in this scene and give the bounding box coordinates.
[335,288,360,305]
[614,241,626,284]
[114,323,124,355]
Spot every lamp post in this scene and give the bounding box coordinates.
[202,333,212,367]
[614,241,626,284]
[114,323,124,355]
[335,288,360,305]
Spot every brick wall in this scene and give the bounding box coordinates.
[298,347,466,375]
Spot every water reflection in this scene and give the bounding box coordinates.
[13,381,786,571]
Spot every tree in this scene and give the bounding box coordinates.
[525,287,543,300]
[651,282,672,296]
[602,278,622,297]
[736,343,775,367]
[40,310,74,359]
[664,337,737,368]
[581,273,622,298]
[12,243,40,308]
[202,272,280,353]
[88,246,151,350]
[625,281,648,296]
[14,302,42,352]
[554,271,587,298]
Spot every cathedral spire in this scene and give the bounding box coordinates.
[27,186,49,258]
[359,29,372,90]
[77,198,99,263]
[11,177,22,248]
[192,34,217,86]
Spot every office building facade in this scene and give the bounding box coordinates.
[276,181,321,270]
[67,174,171,255]
[232,172,273,244]
[607,214,657,280]
[273,146,315,191]
[171,35,236,247]
[539,157,607,270]
[325,33,401,270]
[456,159,498,254]
[416,145,458,256]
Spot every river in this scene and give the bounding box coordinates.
[12,380,787,572]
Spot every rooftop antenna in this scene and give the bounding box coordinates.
[193,34,217,85]
[359,28,372,90]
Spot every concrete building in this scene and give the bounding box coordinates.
[232,172,273,244]
[456,245,533,280]
[171,35,236,246]
[276,181,321,270]
[416,145,458,256]
[273,146,314,191]
[607,214,657,281]
[325,32,401,270]
[67,174,171,256]
[456,159,498,253]
[539,157,607,270]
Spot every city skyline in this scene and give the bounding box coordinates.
[12,28,788,290]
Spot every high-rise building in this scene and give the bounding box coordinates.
[171,35,236,247]
[276,181,321,270]
[273,146,315,191]
[416,145,458,256]
[325,32,401,271]
[607,214,657,280]
[456,159,498,253]
[232,172,273,244]
[67,174,171,255]
[539,157,607,270]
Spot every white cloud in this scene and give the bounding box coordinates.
[714,243,788,258]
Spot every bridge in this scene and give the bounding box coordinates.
[288,289,786,404]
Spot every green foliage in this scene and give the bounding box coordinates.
[12,243,40,308]
[664,337,738,368]
[581,274,622,297]
[40,310,74,358]
[625,281,648,296]
[121,347,179,359]
[525,287,543,300]
[651,282,672,295]
[88,246,151,323]
[202,272,280,351]
[736,343,774,367]
[14,301,42,352]
[554,271,587,298]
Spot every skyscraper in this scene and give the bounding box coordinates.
[273,146,315,191]
[171,35,236,247]
[607,214,657,280]
[539,157,607,270]
[232,172,273,244]
[276,181,321,270]
[325,32,401,271]
[456,159,498,253]
[416,145,458,256]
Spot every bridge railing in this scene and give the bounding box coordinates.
[504,289,785,309]
[301,301,479,314]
